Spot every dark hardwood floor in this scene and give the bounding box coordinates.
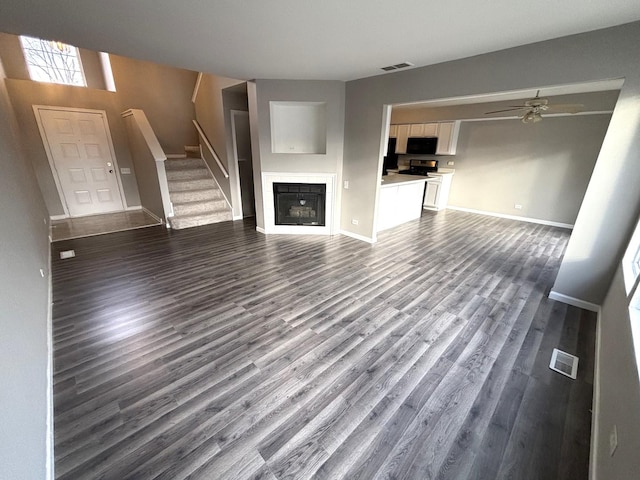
[51,210,595,479]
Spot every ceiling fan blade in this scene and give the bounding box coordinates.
[545,103,585,114]
[485,107,528,114]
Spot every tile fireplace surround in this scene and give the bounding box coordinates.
[260,172,336,235]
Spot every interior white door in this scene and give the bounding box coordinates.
[37,108,124,217]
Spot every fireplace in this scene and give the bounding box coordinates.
[273,183,326,226]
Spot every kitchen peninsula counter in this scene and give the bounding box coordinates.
[377,174,436,232]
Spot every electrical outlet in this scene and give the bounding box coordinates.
[514,204,523,210]
[351,219,359,225]
[610,424,618,457]
[343,181,349,189]
[447,161,455,166]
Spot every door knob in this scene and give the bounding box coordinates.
[109,169,114,173]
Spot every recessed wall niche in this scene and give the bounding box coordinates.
[270,101,327,154]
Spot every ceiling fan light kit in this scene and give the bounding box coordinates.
[522,111,542,123]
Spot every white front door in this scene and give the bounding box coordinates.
[35,107,125,217]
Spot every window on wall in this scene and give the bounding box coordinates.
[19,35,86,87]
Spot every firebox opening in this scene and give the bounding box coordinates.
[273,183,326,226]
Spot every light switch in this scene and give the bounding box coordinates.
[120,167,131,174]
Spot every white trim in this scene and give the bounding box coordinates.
[256,226,266,234]
[49,214,68,221]
[339,229,376,244]
[233,215,244,221]
[99,52,116,92]
[45,245,53,480]
[165,153,187,159]
[589,310,602,480]
[262,172,336,236]
[192,72,203,103]
[34,105,129,216]
[125,205,142,211]
[548,290,601,312]
[446,205,574,229]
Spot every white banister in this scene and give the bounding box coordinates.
[192,119,229,178]
[121,109,173,222]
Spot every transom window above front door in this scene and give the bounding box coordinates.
[20,35,86,87]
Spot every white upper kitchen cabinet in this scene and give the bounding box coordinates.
[409,123,438,137]
[435,121,461,155]
[395,124,410,153]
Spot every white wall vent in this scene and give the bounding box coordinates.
[549,348,578,379]
[59,250,75,259]
[381,62,414,72]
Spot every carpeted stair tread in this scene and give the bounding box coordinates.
[165,155,231,230]
[169,211,232,229]
[172,198,229,216]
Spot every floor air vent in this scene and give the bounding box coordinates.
[60,250,75,259]
[549,348,578,379]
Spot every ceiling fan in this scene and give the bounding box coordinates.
[485,91,584,123]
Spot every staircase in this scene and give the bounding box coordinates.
[165,157,232,229]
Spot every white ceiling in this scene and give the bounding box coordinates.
[1,0,639,81]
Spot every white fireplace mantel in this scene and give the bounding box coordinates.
[261,172,336,235]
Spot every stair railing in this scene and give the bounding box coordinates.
[121,109,173,222]
[192,119,229,178]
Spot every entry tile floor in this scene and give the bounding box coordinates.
[51,210,162,242]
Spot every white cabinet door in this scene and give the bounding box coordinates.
[435,121,461,155]
[424,181,440,209]
[409,124,424,137]
[395,124,410,153]
[423,123,438,137]
[389,124,398,138]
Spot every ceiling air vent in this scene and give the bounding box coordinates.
[381,62,414,72]
[549,348,578,379]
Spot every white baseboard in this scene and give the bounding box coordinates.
[49,214,68,221]
[339,229,376,244]
[232,215,243,221]
[125,205,142,211]
[256,226,266,234]
[548,290,601,313]
[141,207,164,224]
[589,310,602,480]
[447,206,574,229]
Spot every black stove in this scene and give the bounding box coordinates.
[399,159,439,175]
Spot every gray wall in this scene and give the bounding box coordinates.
[249,79,345,230]
[438,115,610,225]
[109,54,198,154]
[122,113,165,220]
[341,21,640,478]
[595,266,640,479]
[0,61,51,480]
